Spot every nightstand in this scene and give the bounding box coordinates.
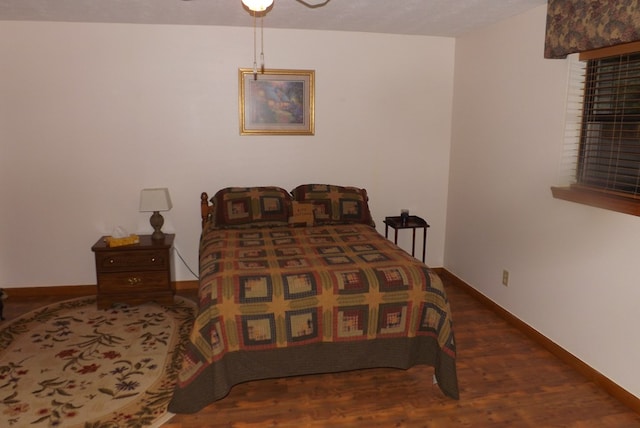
[383,216,430,263]
[91,234,175,309]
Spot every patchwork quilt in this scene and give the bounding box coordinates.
[169,224,458,413]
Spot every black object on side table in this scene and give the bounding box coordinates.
[383,216,430,263]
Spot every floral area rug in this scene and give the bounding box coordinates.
[0,296,195,427]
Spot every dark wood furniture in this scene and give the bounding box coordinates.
[383,215,429,263]
[91,234,175,309]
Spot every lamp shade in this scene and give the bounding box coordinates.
[242,0,273,11]
[139,188,172,212]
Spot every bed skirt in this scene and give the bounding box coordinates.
[169,335,459,413]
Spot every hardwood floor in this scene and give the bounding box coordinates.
[3,283,639,427]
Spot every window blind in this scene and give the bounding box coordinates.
[558,53,585,186]
[579,51,640,197]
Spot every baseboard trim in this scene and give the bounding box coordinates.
[434,267,640,415]
[4,285,97,298]
[4,281,200,298]
[174,280,199,291]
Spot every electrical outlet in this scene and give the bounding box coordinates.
[502,269,509,286]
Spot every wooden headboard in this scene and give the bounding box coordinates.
[200,192,214,229]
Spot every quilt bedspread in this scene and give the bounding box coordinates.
[169,224,458,413]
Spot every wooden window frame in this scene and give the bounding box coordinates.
[552,41,640,216]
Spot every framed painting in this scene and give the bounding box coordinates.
[239,68,315,135]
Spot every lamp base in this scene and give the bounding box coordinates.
[151,230,165,241]
[149,211,165,241]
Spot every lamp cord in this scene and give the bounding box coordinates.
[172,246,199,280]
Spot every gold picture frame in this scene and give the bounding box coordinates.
[239,68,315,136]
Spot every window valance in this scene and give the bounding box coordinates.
[544,0,640,59]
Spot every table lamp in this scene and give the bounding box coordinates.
[139,188,172,241]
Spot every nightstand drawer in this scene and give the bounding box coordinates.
[92,234,175,309]
[96,250,168,273]
[97,271,170,293]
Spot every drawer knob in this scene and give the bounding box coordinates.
[109,259,114,264]
[127,277,142,286]
[151,257,156,262]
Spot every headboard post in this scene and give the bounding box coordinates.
[201,192,211,229]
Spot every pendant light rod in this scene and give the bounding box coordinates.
[243,0,269,79]
[260,16,265,74]
[252,10,258,79]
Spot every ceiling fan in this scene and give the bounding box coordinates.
[240,0,331,12]
[180,0,331,12]
[294,0,331,8]
[178,0,331,77]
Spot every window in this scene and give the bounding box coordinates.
[552,41,640,216]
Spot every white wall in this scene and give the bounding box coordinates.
[0,22,455,287]
[447,5,640,398]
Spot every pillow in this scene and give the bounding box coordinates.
[211,186,292,228]
[290,184,375,227]
[288,201,315,227]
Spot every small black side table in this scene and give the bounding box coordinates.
[383,216,430,263]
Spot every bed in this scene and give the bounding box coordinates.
[168,184,458,413]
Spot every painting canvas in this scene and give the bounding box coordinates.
[239,68,315,135]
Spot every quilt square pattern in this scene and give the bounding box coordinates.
[237,260,269,270]
[238,275,273,303]
[240,314,277,349]
[283,272,318,299]
[240,232,263,239]
[304,228,330,235]
[317,246,343,255]
[358,252,390,263]
[339,198,362,219]
[341,234,367,242]
[273,237,296,245]
[285,308,321,344]
[201,235,226,252]
[207,317,227,360]
[226,197,251,220]
[237,249,267,258]
[200,252,221,275]
[334,269,369,294]
[308,236,335,244]
[375,267,409,291]
[198,281,219,307]
[417,302,447,338]
[275,247,304,257]
[323,255,354,265]
[239,239,265,247]
[334,226,359,234]
[260,196,285,216]
[310,200,332,221]
[335,305,368,340]
[377,303,410,336]
[279,258,310,269]
[349,244,376,252]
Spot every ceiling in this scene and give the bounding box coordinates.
[0,0,546,37]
